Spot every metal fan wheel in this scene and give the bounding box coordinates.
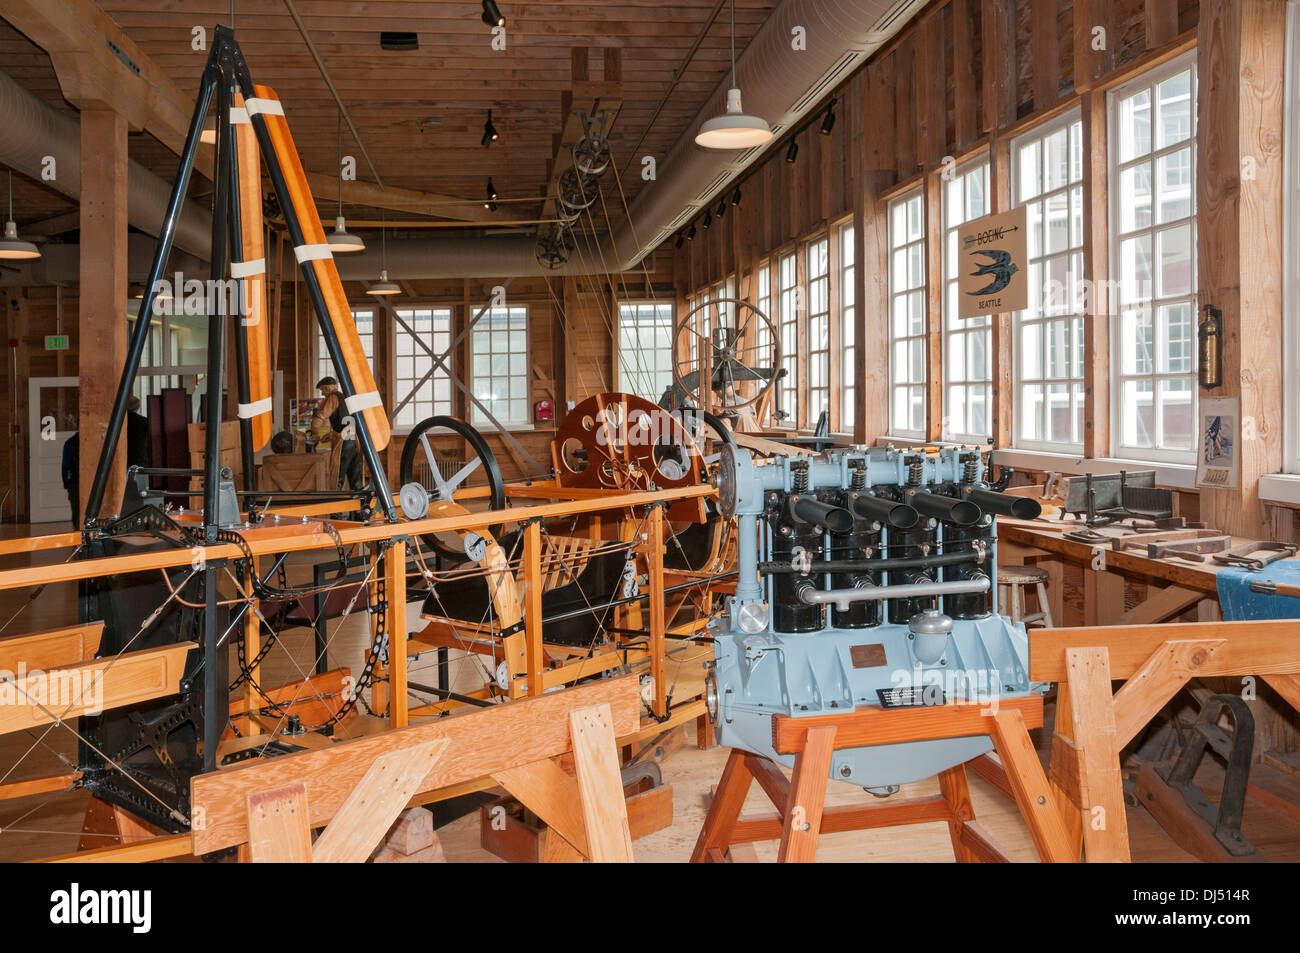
[672,296,781,413]
[399,415,507,559]
[552,392,706,524]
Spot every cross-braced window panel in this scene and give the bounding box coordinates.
[1012,113,1085,451]
[469,305,530,428]
[1111,55,1198,461]
[888,189,926,438]
[806,237,830,427]
[777,252,800,426]
[840,224,856,431]
[942,160,992,443]
[392,307,453,432]
[316,308,376,390]
[617,302,674,401]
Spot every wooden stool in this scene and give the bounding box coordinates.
[998,565,1054,628]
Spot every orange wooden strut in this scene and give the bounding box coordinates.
[235,94,273,452]
[252,85,391,450]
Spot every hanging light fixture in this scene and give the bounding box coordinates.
[481,0,505,27]
[820,97,837,136]
[695,0,772,149]
[327,110,365,253]
[0,172,40,261]
[484,176,499,211]
[369,210,401,296]
[482,109,499,147]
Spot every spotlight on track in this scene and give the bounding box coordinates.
[785,141,799,163]
[820,97,837,136]
[484,177,499,210]
[702,211,712,230]
[675,233,684,249]
[715,199,727,218]
[686,224,696,240]
[482,109,499,147]
[731,187,741,206]
[481,0,505,28]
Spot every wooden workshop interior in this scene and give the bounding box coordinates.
[0,0,1297,869]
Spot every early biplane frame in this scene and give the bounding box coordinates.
[0,26,731,862]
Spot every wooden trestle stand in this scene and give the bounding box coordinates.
[691,694,1075,863]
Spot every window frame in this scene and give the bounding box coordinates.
[887,186,927,440]
[775,250,800,428]
[1107,50,1200,465]
[805,234,831,428]
[468,304,532,430]
[941,155,994,444]
[616,300,675,402]
[389,304,455,434]
[316,306,377,391]
[838,222,857,433]
[1010,107,1087,453]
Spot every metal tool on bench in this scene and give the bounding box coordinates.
[1212,541,1299,571]
[1060,470,1173,527]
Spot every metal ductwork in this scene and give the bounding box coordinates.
[0,234,207,287]
[604,0,925,271]
[0,68,212,259]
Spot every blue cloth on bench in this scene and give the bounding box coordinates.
[1215,560,1300,621]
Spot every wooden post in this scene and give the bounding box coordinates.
[78,107,129,520]
[647,505,667,719]
[1080,90,1110,460]
[387,539,408,728]
[777,724,836,862]
[523,520,544,696]
[1195,0,1288,537]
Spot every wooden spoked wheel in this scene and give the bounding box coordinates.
[552,392,707,524]
[672,297,781,415]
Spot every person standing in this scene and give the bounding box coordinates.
[310,377,340,449]
[62,431,79,528]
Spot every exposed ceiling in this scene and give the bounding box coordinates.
[1,0,779,243]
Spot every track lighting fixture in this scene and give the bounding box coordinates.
[731,187,741,206]
[484,177,499,210]
[481,0,505,27]
[675,233,684,249]
[702,211,712,229]
[482,109,499,147]
[715,200,727,218]
[785,141,799,163]
[820,97,837,136]
[686,224,696,240]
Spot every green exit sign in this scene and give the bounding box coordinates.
[45,334,69,351]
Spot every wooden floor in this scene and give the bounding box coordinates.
[3,520,1300,863]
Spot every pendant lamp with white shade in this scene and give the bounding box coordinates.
[694,0,772,150]
[369,211,401,296]
[0,172,40,261]
[328,110,365,253]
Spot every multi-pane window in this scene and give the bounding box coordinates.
[840,224,856,431]
[1111,56,1198,461]
[1012,112,1085,450]
[806,237,830,426]
[391,307,453,431]
[317,307,376,387]
[618,302,674,401]
[943,160,993,442]
[888,188,926,438]
[469,305,530,428]
[777,252,799,425]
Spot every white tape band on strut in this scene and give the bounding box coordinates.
[345,391,383,414]
[230,258,265,279]
[238,398,273,419]
[228,107,250,125]
[294,244,332,264]
[244,98,284,117]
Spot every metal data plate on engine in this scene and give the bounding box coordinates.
[877,685,947,709]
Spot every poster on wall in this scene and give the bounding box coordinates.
[955,205,1029,320]
[1196,397,1240,490]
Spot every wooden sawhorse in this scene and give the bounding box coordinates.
[1032,619,1300,862]
[691,695,1075,863]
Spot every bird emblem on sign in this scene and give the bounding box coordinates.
[968,249,1017,296]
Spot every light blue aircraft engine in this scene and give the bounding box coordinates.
[704,444,1045,793]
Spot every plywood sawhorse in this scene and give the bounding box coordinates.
[691,694,1075,863]
[1030,619,1300,862]
[190,675,641,863]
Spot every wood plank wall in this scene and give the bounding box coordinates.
[675,0,1294,539]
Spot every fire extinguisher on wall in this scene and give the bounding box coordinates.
[1198,304,1222,389]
